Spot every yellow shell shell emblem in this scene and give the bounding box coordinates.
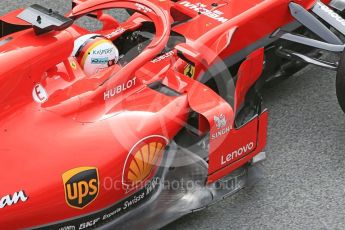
[123,136,168,186]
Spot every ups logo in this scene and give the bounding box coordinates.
[62,167,99,209]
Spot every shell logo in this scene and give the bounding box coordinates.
[123,136,168,187]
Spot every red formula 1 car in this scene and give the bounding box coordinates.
[1,0,345,229]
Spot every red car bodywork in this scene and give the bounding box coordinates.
[0,0,332,229]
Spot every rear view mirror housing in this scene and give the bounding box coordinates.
[17,4,73,35]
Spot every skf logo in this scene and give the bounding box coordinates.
[62,167,99,209]
[0,190,28,209]
[122,136,168,188]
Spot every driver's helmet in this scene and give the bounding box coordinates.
[72,34,119,76]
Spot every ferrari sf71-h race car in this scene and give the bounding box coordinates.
[1,0,345,229]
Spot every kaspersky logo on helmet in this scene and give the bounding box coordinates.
[62,167,99,209]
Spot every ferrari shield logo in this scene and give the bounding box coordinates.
[62,167,99,209]
[184,64,195,78]
[70,60,77,70]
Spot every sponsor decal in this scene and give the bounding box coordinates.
[59,226,75,230]
[221,142,255,165]
[319,2,345,25]
[151,51,174,63]
[214,114,227,129]
[0,190,28,209]
[92,47,113,56]
[184,64,195,78]
[135,3,153,13]
[32,84,49,104]
[179,1,229,23]
[80,39,112,68]
[91,57,109,64]
[70,61,77,70]
[78,218,100,230]
[62,167,99,209]
[122,136,168,190]
[104,77,137,100]
[105,27,126,39]
[34,175,162,229]
[211,114,231,139]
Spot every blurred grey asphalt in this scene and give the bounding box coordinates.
[2,1,345,229]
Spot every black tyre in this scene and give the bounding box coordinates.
[336,50,345,113]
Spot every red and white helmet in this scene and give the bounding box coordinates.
[72,34,119,76]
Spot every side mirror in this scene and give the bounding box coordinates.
[17,4,73,35]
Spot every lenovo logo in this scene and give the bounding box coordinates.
[221,142,255,165]
[0,190,28,209]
